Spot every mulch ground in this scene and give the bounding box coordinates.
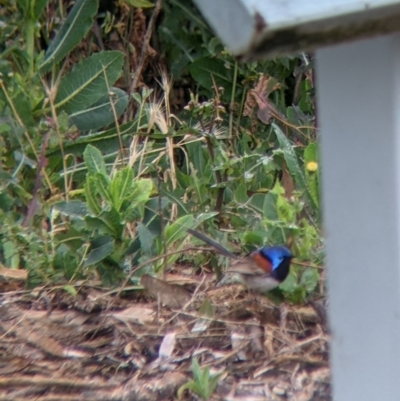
[0,271,330,401]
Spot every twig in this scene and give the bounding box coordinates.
[22,133,50,227]
[128,0,162,96]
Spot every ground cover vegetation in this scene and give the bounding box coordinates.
[0,1,328,399]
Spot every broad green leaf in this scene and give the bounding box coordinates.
[126,179,154,208]
[137,222,155,255]
[304,142,318,164]
[84,236,114,267]
[69,87,128,131]
[249,193,278,221]
[94,173,113,206]
[110,167,134,211]
[300,267,319,292]
[143,197,169,236]
[243,230,266,246]
[123,205,143,222]
[55,51,124,114]
[188,168,206,205]
[53,200,88,218]
[248,194,265,214]
[32,0,49,21]
[84,176,102,215]
[263,192,279,220]
[16,0,29,15]
[165,215,195,245]
[3,240,20,269]
[9,89,35,127]
[83,144,107,176]
[0,192,14,212]
[86,208,123,237]
[196,212,219,226]
[272,124,317,211]
[55,227,85,250]
[234,183,247,204]
[47,120,137,157]
[99,208,124,238]
[186,141,206,175]
[39,0,98,72]
[189,57,233,99]
[161,187,189,214]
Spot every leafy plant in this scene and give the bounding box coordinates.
[0,0,323,302]
[51,145,155,284]
[178,358,222,400]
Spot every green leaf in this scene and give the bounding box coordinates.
[16,0,29,15]
[110,167,134,211]
[208,374,221,397]
[55,51,124,114]
[84,236,114,267]
[300,267,319,293]
[0,192,14,212]
[189,57,233,97]
[39,0,98,72]
[234,183,248,204]
[47,120,136,157]
[53,200,88,218]
[83,144,107,176]
[165,215,195,245]
[123,178,154,211]
[272,124,317,211]
[69,87,129,131]
[197,212,220,225]
[94,172,113,206]
[191,358,203,384]
[161,187,190,214]
[137,222,155,255]
[84,176,102,216]
[9,88,35,127]
[248,193,278,220]
[177,381,198,399]
[142,197,169,235]
[124,0,154,7]
[32,0,49,21]
[279,271,297,293]
[248,193,264,214]
[86,208,123,237]
[62,285,77,296]
[3,240,20,269]
[304,142,318,163]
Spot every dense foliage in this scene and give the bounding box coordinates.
[0,0,323,303]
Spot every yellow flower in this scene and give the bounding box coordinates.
[306,161,318,172]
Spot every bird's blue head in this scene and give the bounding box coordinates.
[259,246,292,270]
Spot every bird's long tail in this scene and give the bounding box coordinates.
[186,228,238,259]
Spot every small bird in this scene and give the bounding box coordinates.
[187,229,292,292]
